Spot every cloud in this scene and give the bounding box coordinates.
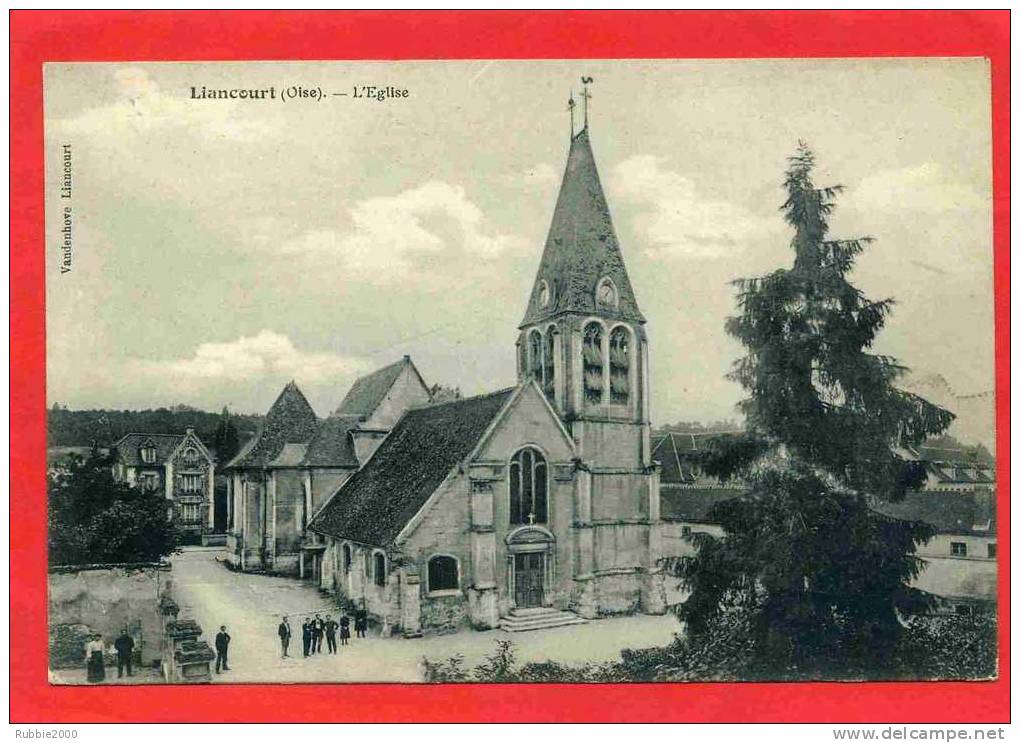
[57,67,277,142]
[847,163,986,213]
[276,181,527,284]
[127,331,368,385]
[611,155,782,259]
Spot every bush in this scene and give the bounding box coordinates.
[421,610,996,683]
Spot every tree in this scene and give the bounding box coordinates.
[48,449,180,566]
[672,143,955,674]
[212,406,240,468]
[429,384,462,404]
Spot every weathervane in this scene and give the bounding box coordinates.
[581,76,593,129]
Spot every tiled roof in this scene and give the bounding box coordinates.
[660,486,744,523]
[114,433,186,466]
[300,414,361,468]
[876,489,997,536]
[224,382,319,469]
[310,388,514,547]
[333,357,415,418]
[915,444,994,467]
[521,128,644,326]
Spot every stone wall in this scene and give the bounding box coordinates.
[48,562,170,669]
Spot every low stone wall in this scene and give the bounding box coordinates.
[201,533,227,547]
[48,562,171,669]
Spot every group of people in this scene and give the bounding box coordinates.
[84,624,232,682]
[83,627,137,683]
[276,609,368,659]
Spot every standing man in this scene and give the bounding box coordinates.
[114,627,135,678]
[278,616,292,658]
[301,617,312,657]
[214,625,231,673]
[313,613,324,654]
[354,607,368,639]
[324,614,338,654]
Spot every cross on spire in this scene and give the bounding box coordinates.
[581,76,593,130]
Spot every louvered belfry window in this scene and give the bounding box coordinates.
[583,322,604,404]
[609,326,631,405]
[543,326,557,398]
[509,447,548,525]
[529,329,543,381]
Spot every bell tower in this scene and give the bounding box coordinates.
[516,81,651,469]
[516,80,663,618]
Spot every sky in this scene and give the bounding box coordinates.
[44,59,994,426]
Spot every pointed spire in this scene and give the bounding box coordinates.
[520,126,644,327]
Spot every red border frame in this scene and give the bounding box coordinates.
[10,10,1010,723]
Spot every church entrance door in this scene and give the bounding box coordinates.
[514,552,545,608]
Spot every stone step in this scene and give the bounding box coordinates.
[499,609,587,633]
[509,606,561,617]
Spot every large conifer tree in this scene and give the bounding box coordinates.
[676,144,955,673]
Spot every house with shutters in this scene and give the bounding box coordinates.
[653,430,998,613]
[223,356,431,575]
[111,429,215,543]
[307,118,667,635]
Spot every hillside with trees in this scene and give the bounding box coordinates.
[47,404,263,451]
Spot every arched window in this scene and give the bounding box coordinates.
[140,443,157,464]
[528,329,543,380]
[582,322,605,404]
[183,447,199,467]
[509,447,548,525]
[373,552,387,587]
[517,341,526,378]
[342,544,352,573]
[609,326,631,405]
[427,555,459,592]
[543,326,557,398]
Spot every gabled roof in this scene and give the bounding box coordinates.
[520,127,644,327]
[224,381,319,469]
[651,431,742,485]
[310,388,515,547]
[333,356,426,418]
[300,414,362,468]
[876,489,997,536]
[114,433,186,467]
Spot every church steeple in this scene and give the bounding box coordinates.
[520,124,644,328]
[516,92,649,433]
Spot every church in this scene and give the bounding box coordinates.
[301,113,668,635]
